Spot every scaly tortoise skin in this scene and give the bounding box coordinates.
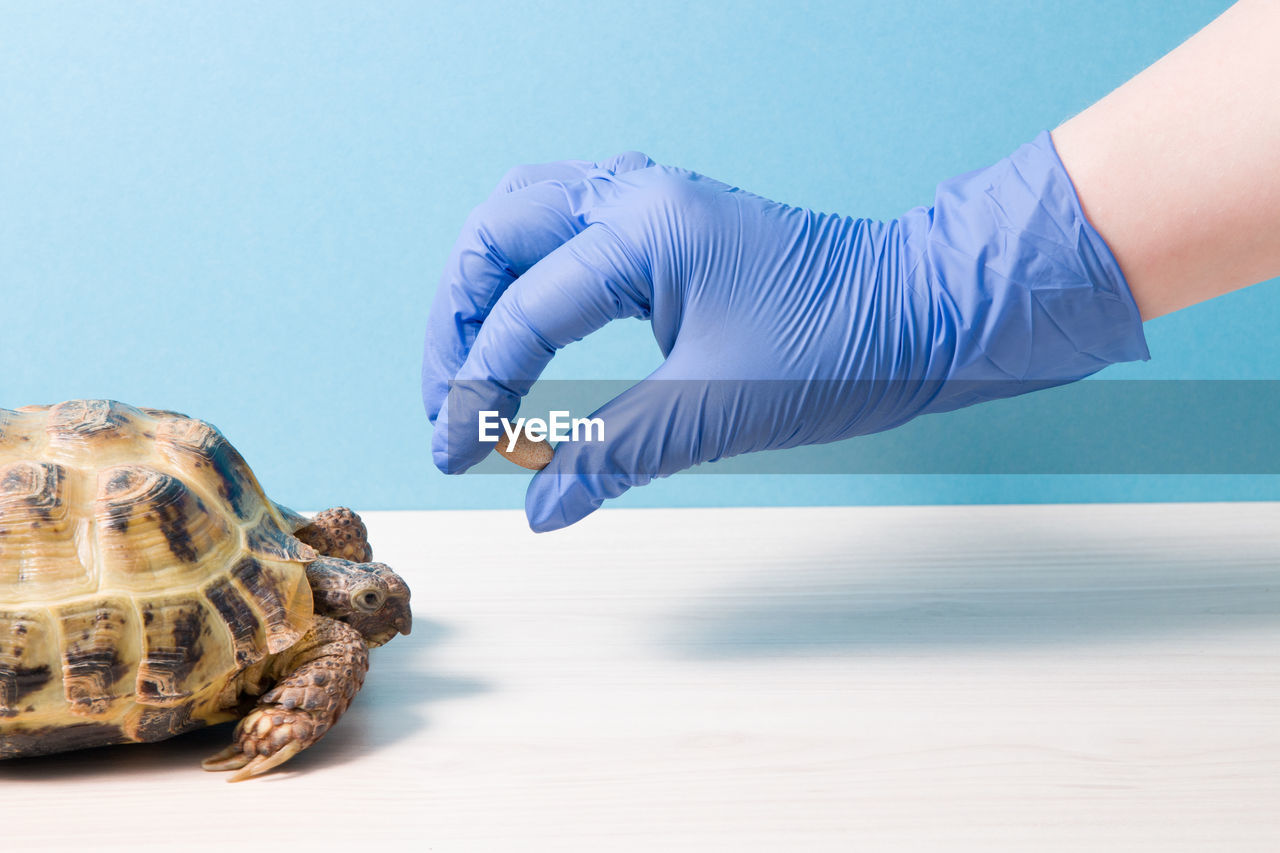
[0,400,411,780]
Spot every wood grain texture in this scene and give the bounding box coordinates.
[1,503,1278,851]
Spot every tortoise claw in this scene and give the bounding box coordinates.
[228,741,302,782]
[201,744,251,772]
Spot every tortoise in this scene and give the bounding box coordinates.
[0,399,411,781]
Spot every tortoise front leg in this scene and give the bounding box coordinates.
[202,616,369,781]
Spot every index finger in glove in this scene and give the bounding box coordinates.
[422,153,654,424]
[433,221,654,474]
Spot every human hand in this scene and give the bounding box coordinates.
[422,134,1147,531]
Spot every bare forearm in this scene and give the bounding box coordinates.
[1052,0,1280,321]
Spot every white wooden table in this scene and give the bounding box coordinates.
[3,504,1279,851]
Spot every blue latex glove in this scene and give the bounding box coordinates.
[422,133,1149,531]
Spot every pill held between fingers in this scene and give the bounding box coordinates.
[496,434,555,470]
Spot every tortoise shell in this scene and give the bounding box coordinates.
[0,400,318,750]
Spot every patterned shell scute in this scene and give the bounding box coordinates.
[0,461,88,596]
[0,401,317,732]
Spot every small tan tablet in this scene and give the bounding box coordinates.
[496,434,555,470]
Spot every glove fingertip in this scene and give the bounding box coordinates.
[430,414,480,475]
[430,446,470,476]
[429,453,451,475]
[601,151,655,174]
[525,454,611,532]
[524,476,575,532]
[525,496,574,533]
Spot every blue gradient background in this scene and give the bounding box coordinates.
[4,1,1276,515]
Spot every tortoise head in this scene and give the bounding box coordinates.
[304,557,412,647]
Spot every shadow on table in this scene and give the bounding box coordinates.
[0,615,487,782]
[661,510,1280,658]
